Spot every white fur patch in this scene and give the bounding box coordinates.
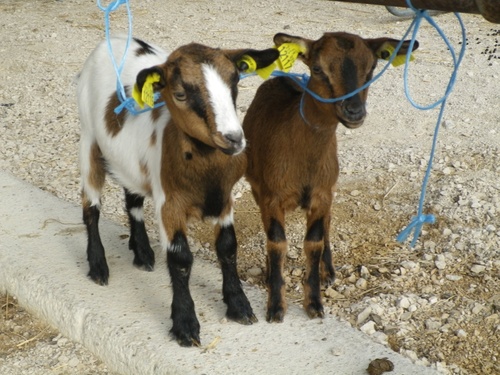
[212,209,235,228]
[129,207,144,222]
[202,64,244,141]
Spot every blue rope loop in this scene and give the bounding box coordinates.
[97,0,165,116]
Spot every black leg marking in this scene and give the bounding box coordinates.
[305,249,324,318]
[305,218,324,242]
[124,189,155,271]
[321,241,335,284]
[83,204,109,285]
[266,249,286,322]
[216,224,257,325]
[167,231,200,347]
[267,218,286,243]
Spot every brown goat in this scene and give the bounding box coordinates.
[243,32,419,322]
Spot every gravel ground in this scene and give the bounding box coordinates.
[1,0,499,374]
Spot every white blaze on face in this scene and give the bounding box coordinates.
[202,64,244,146]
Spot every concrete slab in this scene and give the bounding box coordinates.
[0,170,438,375]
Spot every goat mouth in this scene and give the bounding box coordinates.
[213,134,246,156]
[339,117,365,129]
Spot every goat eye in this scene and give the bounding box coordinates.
[174,92,187,101]
[311,65,322,75]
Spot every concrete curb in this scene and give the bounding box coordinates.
[0,171,438,375]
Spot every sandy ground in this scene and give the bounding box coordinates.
[0,0,499,374]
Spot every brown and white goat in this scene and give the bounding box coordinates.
[243,32,419,322]
[77,35,278,346]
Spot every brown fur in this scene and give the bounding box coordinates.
[244,32,419,322]
[104,92,126,137]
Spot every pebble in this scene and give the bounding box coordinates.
[470,264,486,274]
[425,319,442,331]
[435,260,446,270]
[360,321,376,335]
[445,274,462,281]
[291,268,303,277]
[357,306,372,325]
[324,287,343,300]
[456,329,467,338]
[247,267,263,277]
[356,278,368,290]
[397,296,411,309]
[350,190,361,197]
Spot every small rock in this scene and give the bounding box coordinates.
[359,265,370,278]
[357,306,372,325]
[471,264,486,274]
[397,296,411,309]
[401,261,419,272]
[456,329,467,338]
[356,278,368,290]
[425,319,442,331]
[350,190,361,197]
[446,274,462,281]
[291,268,303,277]
[400,311,413,321]
[324,287,343,300]
[435,260,446,270]
[471,303,484,315]
[360,321,377,335]
[247,267,263,277]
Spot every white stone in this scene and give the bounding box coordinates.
[356,278,368,290]
[247,267,263,277]
[435,260,446,270]
[471,264,486,274]
[397,297,411,309]
[357,306,372,325]
[360,321,376,335]
[456,329,467,338]
[350,190,361,197]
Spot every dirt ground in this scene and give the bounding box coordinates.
[0,0,499,374]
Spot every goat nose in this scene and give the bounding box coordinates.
[224,132,243,146]
[344,102,364,117]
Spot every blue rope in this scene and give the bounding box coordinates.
[97,0,164,116]
[396,3,467,247]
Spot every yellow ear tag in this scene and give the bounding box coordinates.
[132,84,145,108]
[256,62,276,79]
[378,43,415,67]
[132,72,161,109]
[238,55,257,73]
[276,43,305,72]
[238,55,277,79]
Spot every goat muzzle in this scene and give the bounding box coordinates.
[213,131,246,155]
[339,100,366,129]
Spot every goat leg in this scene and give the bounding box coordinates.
[167,231,200,347]
[124,189,155,271]
[215,223,257,324]
[265,216,287,323]
[83,200,109,285]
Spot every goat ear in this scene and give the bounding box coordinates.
[227,49,280,72]
[136,66,167,93]
[366,38,420,59]
[273,33,312,60]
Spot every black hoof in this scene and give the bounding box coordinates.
[170,318,201,347]
[305,302,324,319]
[225,293,258,325]
[266,306,286,323]
[88,264,109,286]
[132,245,155,271]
